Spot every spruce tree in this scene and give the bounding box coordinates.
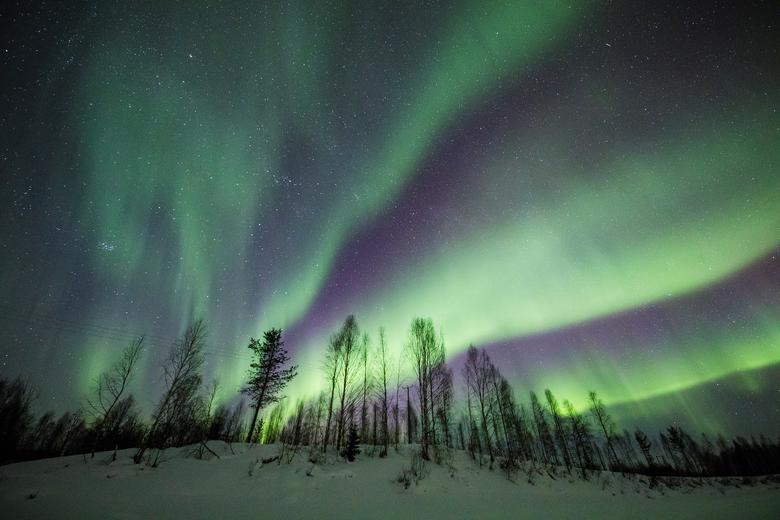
[634,428,655,467]
[343,422,361,461]
[243,329,298,443]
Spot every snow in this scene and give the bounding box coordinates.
[1,443,778,519]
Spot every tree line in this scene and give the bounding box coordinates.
[1,314,779,480]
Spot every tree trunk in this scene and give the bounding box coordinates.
[245,376,269,443]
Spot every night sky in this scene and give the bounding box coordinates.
[1,1,778,436]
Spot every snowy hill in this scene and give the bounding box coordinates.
[1,443,778,519]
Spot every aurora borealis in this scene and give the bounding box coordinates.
[1,0,778,436]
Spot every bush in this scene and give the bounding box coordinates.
[397,449,428,489]
[500,455,520,481]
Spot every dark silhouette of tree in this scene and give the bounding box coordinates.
[406,318,439,460]
[564,399,594,478]
[393,354,402,450]
[322,331,342,452]
[87,336,144,457]
[514,403,536,462]
[666,425,697,474]
[432,358,453,449]
[618,429,639,468]
[97,396,144,455]
[359,333,372,443]
[634,428,654,467]
[489,369,511,456]
[134,319,206,464]
[263,403,286,444]
[335,316,362,450]
[468,418,482,461]
[0,378,37,463]
[343,422,361,461]
[530,391,558,465]
[405,385,417,444]
[376,327,390,456]
[545,389,572,472]
[243,328,298,443]
[587,391,619,468]
[405,317,443,460]
[55,410,86,456]
[463,345,495,465]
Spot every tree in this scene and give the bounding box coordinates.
[359,333,372,443]
[96,395,143,458]
[587,391,619,468]
[431,358,453,449]
[462,345,495,464]
[394,352,402,449]
[334,315,362,450]
[564,399,594,478]
[530,391,558,465]
[666,425,697,474]
[376,327,390,456]
[0,378,37,463]
[405,317,443,460]
[634,428,654,467]
[545,389,572,472]
[405,385,417,444]
[243,328,298,443]
[343,422,361,461]
[87,336,144,457]
[488,367,510,456]
[134,319,206,464]
[322,332,342,452]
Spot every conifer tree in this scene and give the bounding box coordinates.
[634,428,655,467]
[243,328,298,443]
[343,422,361,461]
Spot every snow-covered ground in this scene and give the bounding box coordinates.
[1,442,778,519]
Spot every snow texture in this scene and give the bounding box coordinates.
[1,442,778,519]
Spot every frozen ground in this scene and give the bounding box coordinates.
[1,442,778,519]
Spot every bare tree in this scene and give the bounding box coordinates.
[243,328,297,443]
[322,333,342,452]
[376,327,390,456]
[87,336,144,457]
[587,391,619,468]
[405,317,443,460]
[431,354,453,449]
[488,366,510,455]
[564,399,594,478]
[394,352,402,449]
[497,377,523,461]
[405,385,416,444]
[335,315,362,450]
[530,391,558,466]
[545,389,572,472]
[359,332,372,443]
[134,319,206,464]
[462,345,495,465]
[0,378,37,463]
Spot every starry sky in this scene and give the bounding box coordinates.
[1,0,778,436]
